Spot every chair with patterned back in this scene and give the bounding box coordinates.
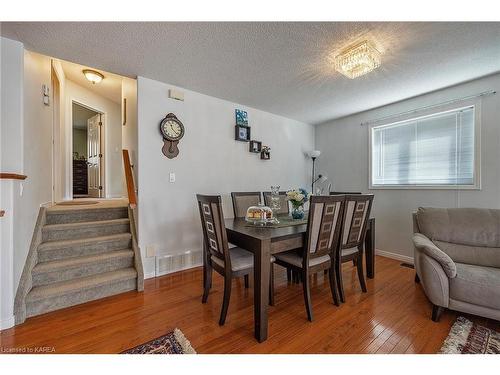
[335,194,374,303]
[231,192,262,218]
[196,194,274,325]
[274,195,346,321]
[263,191,290,215]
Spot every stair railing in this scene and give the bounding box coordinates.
[122,150,137,209]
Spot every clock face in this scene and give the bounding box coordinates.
[160,115,184,141]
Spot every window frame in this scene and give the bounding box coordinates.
[368,100,481,190]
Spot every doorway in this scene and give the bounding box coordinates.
[72,102,105,198]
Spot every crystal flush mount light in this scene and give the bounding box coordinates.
[83,69,104,84]
[333,41,381,79]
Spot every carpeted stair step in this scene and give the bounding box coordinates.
[32,249,135,286]
[42,218,130,242]
[37,233,132,262]
[46,206,129,225]
[26,268,138,318]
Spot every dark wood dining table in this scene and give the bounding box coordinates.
[219,216,375,342]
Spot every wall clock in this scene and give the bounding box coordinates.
[160,113,185,159]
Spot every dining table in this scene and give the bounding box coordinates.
[214,215,375,343]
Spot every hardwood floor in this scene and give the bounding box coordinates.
[1,256,498,354]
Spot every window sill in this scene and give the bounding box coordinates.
[369,184,480,190]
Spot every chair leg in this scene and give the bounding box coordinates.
[336,256,345,303]
[356,255,367,293]
[352,258,357,267]
[302,270,313,322]
[431,304,444,322]
[328,267,340,306]
[269,264,275,306]
[286,268,292,282]
[202,264,212,303]
[244,274,249,289]
[219,276,232,326]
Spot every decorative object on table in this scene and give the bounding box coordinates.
[439,316,500,354]
[286,188,311,220]
[309,150,321,193]
[235,109,248,126]
[245,202,274,226]
[249,140,262,153]
[160,113,185,159]
[235,124,251,142]
[313,174,328,195]
[122,328,196,354]
[260,146,271,160]
[268,185,282,223]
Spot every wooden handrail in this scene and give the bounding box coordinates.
[0,173,27,180]
[122,149,137,209]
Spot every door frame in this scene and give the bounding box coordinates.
[69,100,106,199]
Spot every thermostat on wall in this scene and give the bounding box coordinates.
[169,89,184,101]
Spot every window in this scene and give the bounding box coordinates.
[370,105,479,188]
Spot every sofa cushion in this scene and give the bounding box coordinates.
[434,240,500,268]
[449,263,500,310]
[416,207,500,247]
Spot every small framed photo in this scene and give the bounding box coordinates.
[235,125,251,142]
[261,146,271,160]
[235,109,248,126]
[249,140,262,153]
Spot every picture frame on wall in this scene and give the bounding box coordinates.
[235,125,251,142]
[249,140,262,153]
[235,109,248,126]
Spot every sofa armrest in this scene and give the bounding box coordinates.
[412,233,457,278]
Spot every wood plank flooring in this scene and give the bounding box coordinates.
[1,256,498,354]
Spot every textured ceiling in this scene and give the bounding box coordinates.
[3,22,500,124]
[62,59,123,104]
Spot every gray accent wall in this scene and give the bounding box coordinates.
[137,76,315,278]
[315,73,500,260]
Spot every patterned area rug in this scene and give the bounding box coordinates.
[440,316,500,354]
[122,328,196,354]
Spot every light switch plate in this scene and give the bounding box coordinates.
[146,245,156,258]
[169,172,175,183]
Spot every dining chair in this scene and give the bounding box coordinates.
[273,195,346,321]
[231,191,262,218]
[262,191,290,215]
[334,193,374,303]
[196,194,275,326]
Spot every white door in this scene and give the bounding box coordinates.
[87,114,103,198]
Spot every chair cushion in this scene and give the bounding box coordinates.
[275,251,331,268]
[211,248,275,272]
[449,263,500,310]
[342,248,358,257]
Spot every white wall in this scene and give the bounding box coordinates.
[315,73,500,260]
[64,80,123,199]
[137,76,315,277]
[121,78,138,195]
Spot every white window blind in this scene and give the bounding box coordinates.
[370,106,476,187]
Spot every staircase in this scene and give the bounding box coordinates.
[15,202,144,324]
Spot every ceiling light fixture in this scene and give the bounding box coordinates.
[82,69,104,84]
[333,41,381,79]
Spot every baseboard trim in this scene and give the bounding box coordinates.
[375,249,414,264]
[0,315,15,330]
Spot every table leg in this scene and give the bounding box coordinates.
[254,239,271,342]
[365,218,375,279]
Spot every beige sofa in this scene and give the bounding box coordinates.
[413,207,500,322]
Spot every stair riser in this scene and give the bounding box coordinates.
[43,223,130,242]
[46,208,128,225]
[38,238,132,262]
[26,278,137,318]
[33,256,134,287]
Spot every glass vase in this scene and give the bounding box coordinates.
[291,205,305,220]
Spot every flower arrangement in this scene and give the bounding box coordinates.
[286,188,311,219]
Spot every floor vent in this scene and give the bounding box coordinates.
[400,262,415,269]
[155,251,202,277]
